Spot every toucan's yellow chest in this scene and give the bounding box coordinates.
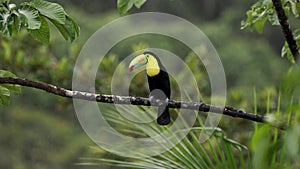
[146,55,160,77]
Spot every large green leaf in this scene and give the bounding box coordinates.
[33,0,65,24]
[64,15,79,42]
[66,15,79,37]
[48,18,68,41]
[49,15,79,42]
[28,16,49,43]
[0,0,79,42]
[18,6,41,29]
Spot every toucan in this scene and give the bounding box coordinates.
[129,51,171,125]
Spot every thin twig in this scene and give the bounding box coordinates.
[0,77,266,123]
[272,0,299,61]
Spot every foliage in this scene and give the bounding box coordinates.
[83,83,300,169]
[241,0,279,33]
[250,88,300,169]
[241,0,300,63]
[0,1,87,169]
[0,0,79,44]
[0,8,125,168]
[0,0,79,105]
[82,106,251,169]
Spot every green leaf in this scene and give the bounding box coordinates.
[0,70,21,105]
[251,125,272,169]
[0,70,21,94]
[255,15,268,33]
[0,1,10,12]
[242,0,280,32]
[296,2,300,17]
[86,105,251,169]
[281,42,295,63]
[281,42,288,58]
[284,125,300,157]
[0,85,10,105]
[294,28,300,39]
[64,15,78,42]
[117,0,147,14]
[0,0,78,42]
[0,83,21,94]
[241,10,254,30]
[28,16,49,43]
[33,0,66,24]
[240,20,249,30]
[267,10,280,25]
[66,15,79,37]
[18,6,41,29]
[49,18,69,41]
[117,0,133,14]
[290,1,300,17]
[262,0,271,6]
[0,12,12,36]
[6,13,14,36]
[134,0,146,8]
[11,13,20,34]
[0,69,17,78]
[47,15,79,42]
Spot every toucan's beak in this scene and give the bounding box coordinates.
[129,54,147,72]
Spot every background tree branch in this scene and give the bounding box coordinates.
[272,0,300,61]
[0,77,266,123]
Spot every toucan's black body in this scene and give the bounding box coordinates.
[144,52,171,125]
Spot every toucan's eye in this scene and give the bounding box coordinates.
[145,54,149,58]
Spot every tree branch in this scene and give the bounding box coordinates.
[272,0,300,61]
[0,77,266,123]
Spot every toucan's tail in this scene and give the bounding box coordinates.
[157,106,170,125]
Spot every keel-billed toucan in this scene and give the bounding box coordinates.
[129,51,171,125]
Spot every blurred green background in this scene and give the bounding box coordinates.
[0,0,296,168]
